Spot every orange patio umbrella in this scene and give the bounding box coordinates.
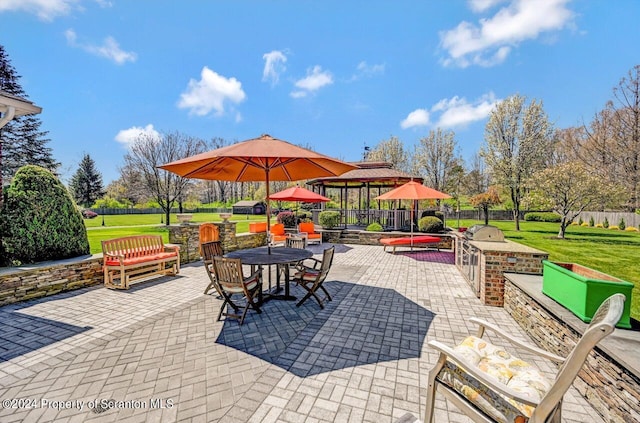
[269,186,330,202]
[159,134,357,249]
[375,181,451,247]
[269,185,331,221]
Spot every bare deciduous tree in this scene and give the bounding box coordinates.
[481,94,554,230]
[610,65,640,210]
[413,128,461,196]
[122,131,206,225]
[365,136,409,171]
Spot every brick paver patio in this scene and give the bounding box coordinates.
[0,244,603,422]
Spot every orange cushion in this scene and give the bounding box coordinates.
[299,222,316,234]
[249,222,267,233]
[306,233,321,239]
[379,236,441,246]
[271,224,285,235]
[104,251,178,267]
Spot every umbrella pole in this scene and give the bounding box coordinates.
[266,168,271,254]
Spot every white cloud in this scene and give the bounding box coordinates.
[65,28,137,65]
[262,50,287,86]
[431,92,500,128]
[115,124,160,146]
[440,0,574,67]
[0,0,77,21]
[290,65,333,98]
[468,0,508,13]
[350,61,385,81]
[177,66,246,117]
[401,109,430,129]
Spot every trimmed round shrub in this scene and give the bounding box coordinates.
[318,211,340,229]
[1,165,90,265]
[619,218,626,230]
[366,222,383,232]
[277,211,296,228]
[523,212,561,222]
[625,226,638,232]
[418,216,444,233]
[609,225,620,230]
[420,210,444,222]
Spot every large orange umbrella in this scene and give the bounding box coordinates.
[375,181,451,247]
[159,134,357,248]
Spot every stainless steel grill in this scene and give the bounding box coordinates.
[464,224,505,242]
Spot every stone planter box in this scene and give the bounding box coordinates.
[542,260,634,329]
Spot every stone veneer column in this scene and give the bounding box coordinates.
[217,221,239,252]
[168,223,201,263]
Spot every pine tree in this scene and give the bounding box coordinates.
[70,154,104,208]
[0,44,59,186]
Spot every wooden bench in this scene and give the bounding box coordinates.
[379,235,442,254]
[101,235,180,289]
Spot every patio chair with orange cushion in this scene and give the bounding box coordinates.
[292,246,335,309]
[270,223,287,245]
[402,293,625,423]
[298,222,322,245]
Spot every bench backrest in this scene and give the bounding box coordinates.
[102,235,166,258]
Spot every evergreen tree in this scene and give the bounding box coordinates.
[70,153,104,208]
[0,44,59,186]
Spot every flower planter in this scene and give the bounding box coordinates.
[176,213,193,224]
[542,260,633,329]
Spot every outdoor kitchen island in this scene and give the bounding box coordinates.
[454,225,549,306]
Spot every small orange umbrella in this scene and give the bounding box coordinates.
[375,181,451,201]
[375,181,451,247]
[159,134,357,249]
[269,186,330,203]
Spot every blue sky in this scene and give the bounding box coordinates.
[1,0,639,185]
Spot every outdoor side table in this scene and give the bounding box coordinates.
[226,246,313,301]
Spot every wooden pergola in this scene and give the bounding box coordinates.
[306,161,423,228]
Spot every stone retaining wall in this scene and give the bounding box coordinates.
[504,279,640,423]
[0,256,103,306]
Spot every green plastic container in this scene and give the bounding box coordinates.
[542,260,634,329]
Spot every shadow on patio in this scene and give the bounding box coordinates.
[0,291,92,362]
[215,279,435,377]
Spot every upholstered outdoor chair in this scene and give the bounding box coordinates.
[270,223,287,246]
[212,256,263,325]
[202,241,224,296]
[298,222,322,244]
[292,246,335,309]
[418,293,625,423]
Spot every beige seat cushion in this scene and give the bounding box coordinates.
[437,336,553,423]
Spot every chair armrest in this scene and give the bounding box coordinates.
[245,267,262,283]
[428,340,539,407]
[469,318,565,363]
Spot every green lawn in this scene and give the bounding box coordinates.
[84,213,267,253]
[456,219,640,321]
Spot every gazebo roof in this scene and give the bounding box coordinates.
[306,161,423,188]
[0,91,41,117]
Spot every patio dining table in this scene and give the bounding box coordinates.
[226,246,313,301]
